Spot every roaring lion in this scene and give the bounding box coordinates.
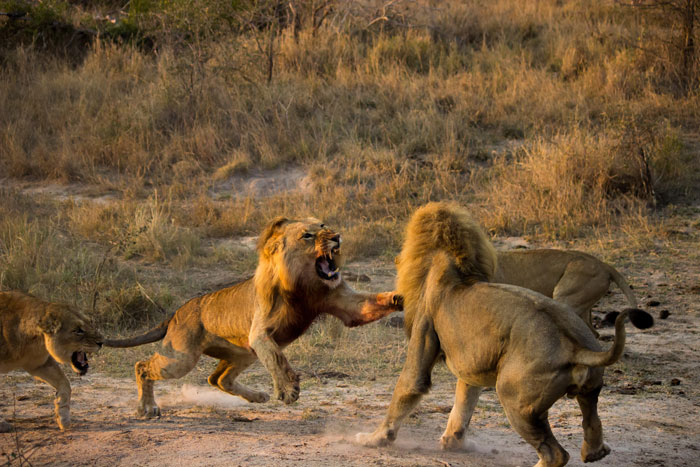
[495,249,653,333]
[356,203,627,466]
[0,291,103,431]
[105,216,403,417]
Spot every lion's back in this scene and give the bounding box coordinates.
[196,277,257,341]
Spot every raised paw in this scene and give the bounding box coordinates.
[582,442,611,463]
[355,430,394,448]
[137,403,161,418]
[440,433,466,451]
[376,292,403,309]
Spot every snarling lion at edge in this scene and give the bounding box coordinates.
[356,202,627,467]
[105,216,403,417]
[0,291,103,431]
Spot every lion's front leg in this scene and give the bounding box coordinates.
[27,358,71,430]
[327,284,403,327]
[249,311,299,405]
[440,381,482,450]
[356,313,440,447]
[250,333,299,404]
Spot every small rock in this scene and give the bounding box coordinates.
[384,312,405,328]
[646,300,661,307]
[491,448,499,454]
[659,309,670,319]
[670,378,681,386]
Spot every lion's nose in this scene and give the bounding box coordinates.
[331,234,340,245]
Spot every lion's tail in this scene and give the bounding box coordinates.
[605,263,654,330]
[605,263,638,308]
[573,310,627,367]
[402,202,497,284]
[103,315,173,348]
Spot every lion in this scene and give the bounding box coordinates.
[104,216,403,417]
[495,249,653,333]
[0,291,103,431]
[356,202,628,467]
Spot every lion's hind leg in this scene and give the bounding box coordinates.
[501,405,569,467]
[497,370,570,467]
[576,385,610,463]
[552,261,610,336]
[207,357,269,403]
[135,350,200,418]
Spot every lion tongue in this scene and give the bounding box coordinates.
[320,256,338,276]
[77,352,87,365]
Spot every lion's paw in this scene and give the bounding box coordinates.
[248,391,270,403]
[274,371,300,404]
[56,414,71,431]
[582,442,610,463]
[440,433,466,451]
[275,381,300,404]
[137,403,161,418]
[355,431,393,448]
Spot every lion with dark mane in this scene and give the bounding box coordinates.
[356,203,628,467]
[105,216,402,417]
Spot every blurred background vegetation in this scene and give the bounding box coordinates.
[0,1,698,344]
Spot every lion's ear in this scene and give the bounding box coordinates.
[38,310,62,335]
[258,216,289,257]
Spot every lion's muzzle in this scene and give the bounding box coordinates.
[315,233,341,281]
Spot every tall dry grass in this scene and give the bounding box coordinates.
[1,0,699,333]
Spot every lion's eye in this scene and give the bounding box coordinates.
[74,328,85,335]
[302,232,314,240]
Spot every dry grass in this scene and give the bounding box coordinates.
[1,0,699,333]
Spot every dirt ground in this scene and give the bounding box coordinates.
[2,208,700,466]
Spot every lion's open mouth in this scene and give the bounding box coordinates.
[315,253,340,281]
[71,351,89,376]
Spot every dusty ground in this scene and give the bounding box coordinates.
[1,182,699,466]
[2,249,700,467]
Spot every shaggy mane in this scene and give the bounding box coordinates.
[397,202,497,336]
